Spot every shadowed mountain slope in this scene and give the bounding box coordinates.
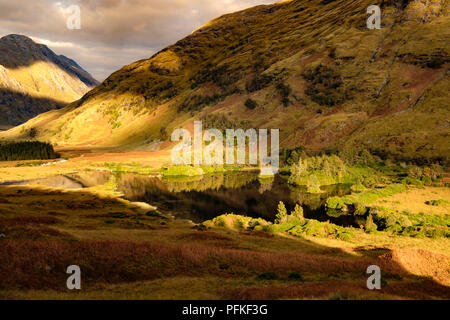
[0,34,98,126]
[1,0,449,163]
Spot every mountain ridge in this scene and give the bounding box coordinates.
[1,0,449,163]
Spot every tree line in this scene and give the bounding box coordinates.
[0,141,59,161]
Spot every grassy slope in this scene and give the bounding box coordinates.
[0,0,449,162]
[372,186,450,215]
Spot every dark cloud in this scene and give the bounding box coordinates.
[0,0,274,81]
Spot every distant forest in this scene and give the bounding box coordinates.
[0,141,59,161]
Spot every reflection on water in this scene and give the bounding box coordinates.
[0,171,111,189]
[2,171,355,225]
[119,173,353,224]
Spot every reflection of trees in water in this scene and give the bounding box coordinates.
[288,184,352,211]
[116,174,168,199]
[288,186,322,210]
[104,171,353,224]
[115,172,258,200]
[68,171,111,187]
[13,175,85,189]
[258,181,273,194]
[10,171,113,189]
[163,173,258,193]
[9,170,355,224]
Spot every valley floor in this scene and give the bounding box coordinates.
[0,151,449,300]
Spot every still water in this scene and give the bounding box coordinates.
[2,171,355,225]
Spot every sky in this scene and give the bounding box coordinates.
[0,0,275,82]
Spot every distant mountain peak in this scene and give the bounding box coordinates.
[0,34,35,42]
[0,34,98,87]
[0,34,99,126]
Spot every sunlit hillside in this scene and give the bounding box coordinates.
[1,0,449,163]
[0,35,98,126]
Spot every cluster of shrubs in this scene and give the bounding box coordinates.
[245,73,273,93]
[338,149,378,165]
[190,63,243,90]
[0,141,59,161]
[205,201,354,241]
[425,199,450,206]
[325,191,450,238]
[404,164,443,186]
[178,93,223,112]
[178,85,242,113]
[288,155,347,191]
[271,201,354,240]
[275,81,292,106]
[281,146,307,166]
[326,184,406,213]
[140,80,176,100]
[205,213,269,231]
[245,72,292,106]
[399,50,449,70]
[367,207,450,238]
[302,64,346,106]
[244,98,258,110]
[201,114,248,133]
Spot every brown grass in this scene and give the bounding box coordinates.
[224,279,450,300]
[240,230,274,239]
[373,187,450,216]
[0,216,61,226]
[178,231,233,241]
[0,239,403,291]
[379,248,450,286]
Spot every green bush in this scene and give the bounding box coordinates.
[336,230,354,241]
[421,176,432,186]
[287,219,354,241]
[351,184,366,193]
[205,214,269,231]
[288,155,350,187]
[364,214,378,232]
[275,201,288,224]
[178,93,224,112]
[425,199,450,206]
[161,165,204,177]
[353,203,368,216]
[340,184,406,205]
[362,176,378,188]
[326,196,347,211]
[402,177,423,186]
[291,204,304,220]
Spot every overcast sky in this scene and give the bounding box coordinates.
[0,0,275,81]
